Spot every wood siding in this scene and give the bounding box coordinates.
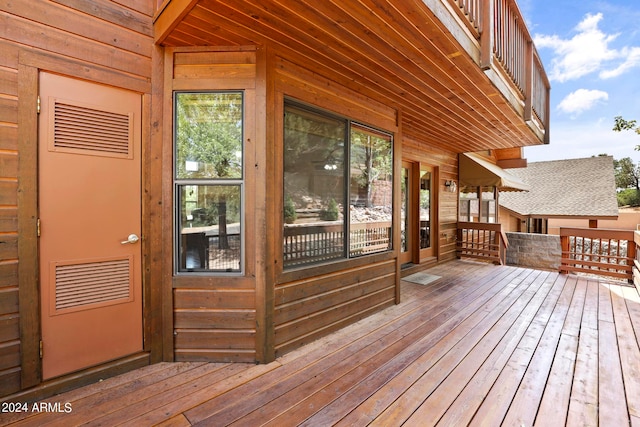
[0,0,154,398]
[274,260,397,357]
[168,48,260,363]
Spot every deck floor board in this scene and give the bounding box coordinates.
[2,260,639,427]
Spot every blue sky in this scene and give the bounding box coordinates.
[516,0,640,163]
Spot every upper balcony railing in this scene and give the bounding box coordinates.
[449,0,550,142]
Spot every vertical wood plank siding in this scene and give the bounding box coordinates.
[0,0,153,397]
[171,49,259,363]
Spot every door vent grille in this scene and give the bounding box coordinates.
[55,259,132,311]
[53,101,132,158]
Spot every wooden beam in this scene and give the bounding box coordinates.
[154,0,200,44]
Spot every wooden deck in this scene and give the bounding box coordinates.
[2,260,639,426]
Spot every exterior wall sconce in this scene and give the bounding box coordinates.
[445,180,457,193]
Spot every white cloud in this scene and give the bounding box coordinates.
[557,89,608,116]
[599,46,640,79]
[534,13,640,82]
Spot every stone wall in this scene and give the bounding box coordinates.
[506,232,561,270]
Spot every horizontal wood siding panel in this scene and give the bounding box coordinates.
[171,50,257,91]
[2,0,152,57]
[0,67,18,96]
[276,261,395,305]
[0,288,18,315]
[0,341,20,371]
[0,125,18,151]
[0,181,17,207]
[275,274,394,325]
[0,234,17,260]
[0,12,150,77]
[0,367,20,396]
[0,97,17,124]
[275,292,395,357]
[0,152,17,179]
[274,260,396,355]
[173,51,256,65]
[174,289,255,309]
[51,0,153,34]
[173,64,256,81]
[174,330,255,349]
[0,314,19,345]
[174,309,255,329]
[174,349,255,363]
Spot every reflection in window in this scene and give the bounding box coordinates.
[350,125,393,257]
[419,169,431,249]
[283,105,346,267]
[174,92,243,273]
[178,185,241,272]
[283,102,393,268]
[175,92,242,179]
[401,167,409,253]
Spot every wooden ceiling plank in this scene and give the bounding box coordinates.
[260,0,511,145]
[159,0,543,152]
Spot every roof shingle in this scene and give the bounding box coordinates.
[499,156,618,218]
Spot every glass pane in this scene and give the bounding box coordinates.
[175,92,243,179]
[178,185,241,272]
[419,168,431,249]
[349,124,392,256]
[283,105,346,267]
[401,167,409,253]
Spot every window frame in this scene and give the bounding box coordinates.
[283,99,394,270]
[173,90,246,276]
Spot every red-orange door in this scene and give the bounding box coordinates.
[39,72,143,380]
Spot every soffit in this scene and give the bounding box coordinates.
[156,0,544,153]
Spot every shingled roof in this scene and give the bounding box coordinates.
[499,156,619,218]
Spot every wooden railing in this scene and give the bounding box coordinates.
[449,0,550,141]
[450,0,481,36]
[633,231,640,291]
[283,221,391,268]
[457,222,508,265]
[560,228,636,281]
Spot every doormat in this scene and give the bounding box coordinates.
[403,272,441,285]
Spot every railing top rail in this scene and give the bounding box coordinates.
[458,221,502,232]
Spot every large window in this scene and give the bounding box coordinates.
[283,102,393,268]
[174,92,243,273]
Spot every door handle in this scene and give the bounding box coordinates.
[121,234,140,245]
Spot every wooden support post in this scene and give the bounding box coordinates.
[480,0,494,69]
[523,41,533,122]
